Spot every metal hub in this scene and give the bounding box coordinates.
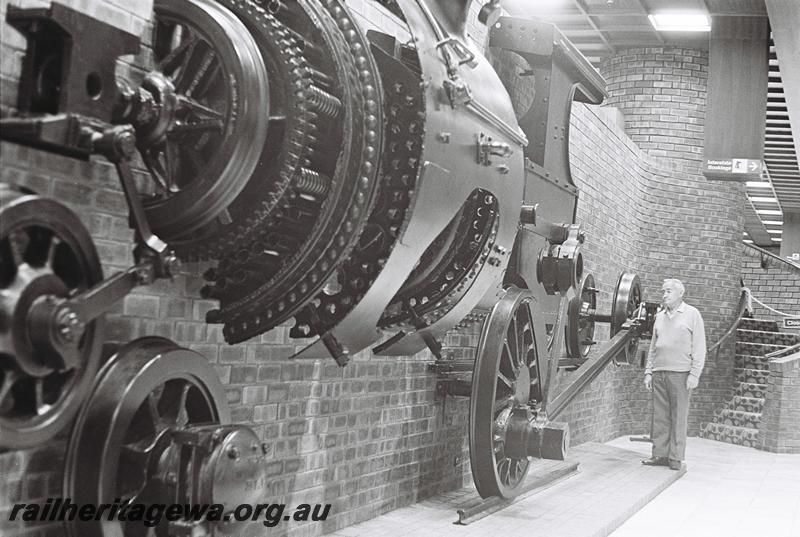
[0,184,104,449]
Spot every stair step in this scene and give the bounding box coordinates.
[734,382,767,398]
[734,354,771,370]
[735,341,791,357]
[727,396,765,413]
[736,329,800,346]
[700,422,759,448]
[738,318,779,332]
[734,367,769,385]
[713,408,761,428]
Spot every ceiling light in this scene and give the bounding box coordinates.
[746,181,772,188]
[761,220,783,225]
[743,239,753,244]
[648,12,710,32]
[766,229,783,234]
[749,197,779,203]
[757,209,783,215]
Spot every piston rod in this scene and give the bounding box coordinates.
[547,324,640,420]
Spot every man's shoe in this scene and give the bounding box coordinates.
[642,456,668,466]
[668,459,682,470]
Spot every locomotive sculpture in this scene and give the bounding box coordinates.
[0,0,657,533]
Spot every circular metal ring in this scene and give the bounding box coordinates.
[470,285,544,499]
[64,337,229,537]
[566,273,596,360]
[140,0,270,238]
[610,272,642,336]
[611,272,642,363]
[0,184,104,449]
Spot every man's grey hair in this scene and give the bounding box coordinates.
[662,278,685,296]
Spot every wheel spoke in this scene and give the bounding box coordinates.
[7,230,26,267]
[0,367,18,411]
[167,118,224,137]
[118,445,150,498]
[494,394,513,415]
[496,370,513,390]
[158,31,198,76]
[146,392,163,430]
[502,341,518,380]
[45,236,61,269]
[143,147,171,193]
[34,377,48,415]
[159,381,191,427]
[182,46,217,97]
[506,316,519,370]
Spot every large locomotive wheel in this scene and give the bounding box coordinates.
[64,337,228,537]
[0,184,104,448]
[139,0,270,239]
[470,286,544,499]
[611,272,642,363]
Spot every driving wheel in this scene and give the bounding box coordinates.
[470,285,544,498]
[0,184,104,448]
[138,0,270,240]
[64,337,229,537]
[611,272,642,363]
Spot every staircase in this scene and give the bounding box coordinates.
[700,318,800,447]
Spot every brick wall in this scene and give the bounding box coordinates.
[1,2,747,537]
[760,353,800,453]
[741,244,800,330]
[601,47,707,164]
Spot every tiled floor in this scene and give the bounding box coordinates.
[607,436,800,537]
[327,436,800,537]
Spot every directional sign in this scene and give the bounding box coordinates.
[784,317,800,329]
[703,158,763,180]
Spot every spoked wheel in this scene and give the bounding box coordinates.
[611,272,642,363]
[139,0,270,240]
[64,337,229,537]
[0,185,104,448]
[566,273,597,360]
[470,285,544,499]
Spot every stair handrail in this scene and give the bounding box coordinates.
[708,286,753,361]
[765,342,800,360]
[744,242,800,272]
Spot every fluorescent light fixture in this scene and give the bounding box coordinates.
[757,209,783,215]
[648,12,710,32]
[761,220,783,225]
[746,181,772,188]
[766,229,783,234]
[750,197,779,203]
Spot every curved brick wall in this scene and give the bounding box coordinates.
[601,47,707,164]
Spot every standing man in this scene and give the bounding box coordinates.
[642,278,706,471]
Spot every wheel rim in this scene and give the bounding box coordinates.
[64,337,228,537]
[470,285,544,498]
[0,185,104,448]
[566,273,596,359]
[140,0,270,238]
[610,272,642,363]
